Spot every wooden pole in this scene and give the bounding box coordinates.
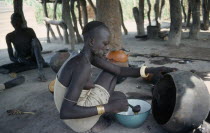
[44,17,69,44]
[168,0,182,46]
[119,1,128,35]
[138,0,145,35]
[13,0,27,28]
[62,0,76,49]
[187,0,192,27]
[154,0,160,26]
[77,0,83,30]
[147,0,151,26]
[159,0,165,20]
[181,0,187,23]
[70,0,83,43]
[87,0,96,17]
[42,0,57,42]
[202,0,209,30]
[189,0,201,39]
[53,0,63,41]
[80,0,88,26]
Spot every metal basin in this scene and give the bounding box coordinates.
[152,71,210,133]
[115,99,151,128]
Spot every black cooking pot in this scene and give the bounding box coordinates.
[49,50,70,73]
[152,71,210,133]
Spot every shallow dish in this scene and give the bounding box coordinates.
[115,99,151,128]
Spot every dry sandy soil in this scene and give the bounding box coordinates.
[0,1,210,133]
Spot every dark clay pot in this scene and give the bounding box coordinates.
[152,71,210,133]
[49,50,70,73]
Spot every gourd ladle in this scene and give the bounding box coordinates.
[128,104,141,114]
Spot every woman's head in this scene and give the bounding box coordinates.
[82,21,111,57]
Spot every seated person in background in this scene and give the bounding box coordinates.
[0,13,48,81]
[54,21,176,133]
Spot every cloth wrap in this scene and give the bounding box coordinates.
[54,77,110,132]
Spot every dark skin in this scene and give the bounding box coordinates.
[58,25,176,130]
[4,14,46,81]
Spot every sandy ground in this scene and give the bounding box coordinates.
[1,1,210,133]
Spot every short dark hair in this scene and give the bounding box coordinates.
[82,21,108,35]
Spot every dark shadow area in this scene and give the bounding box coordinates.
[152,75,176,125]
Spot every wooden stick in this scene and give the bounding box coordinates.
[119,1,128,35]
[87,0,96,17]
[44,17,69,44]
[53,0,63,40]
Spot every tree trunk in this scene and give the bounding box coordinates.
[53,0,63,41]
[77,0,83,29]
[138,0,145,35]
[168,0,182,46]
[87,0,96,17]
[159,0,165,20]
[96,0,122,50]
[62,0,76,49]
[147,0,152,26]
[13,0,27,28]
[80,0,88,26]
[181,0,187,23]
[187,0,192,27]
[202,0,209,30]
[42,0,57,41]
[119,1,128,35]
[71,0,83,43]
[189,0,200,39]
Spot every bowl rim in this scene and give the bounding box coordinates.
[115,99,151,116]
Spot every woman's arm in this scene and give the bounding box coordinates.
[60,66,108,119]
[92,56,177,78]
[92,56,140,77]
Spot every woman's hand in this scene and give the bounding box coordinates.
[145,67,178,84]
[105,92,128,113]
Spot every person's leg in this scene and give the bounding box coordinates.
[0,63,29,74]
[31,38,47,81]
[0,63,12,74]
